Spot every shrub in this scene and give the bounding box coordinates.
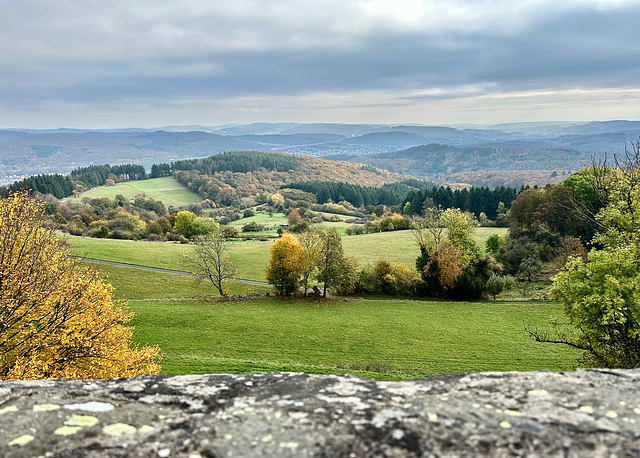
[486,275,506,300]
[242,222,265,232]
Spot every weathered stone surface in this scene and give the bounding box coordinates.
[1,369,639,457]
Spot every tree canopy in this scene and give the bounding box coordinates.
[0,192,161,379]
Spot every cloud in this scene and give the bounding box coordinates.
[1,0,640,126]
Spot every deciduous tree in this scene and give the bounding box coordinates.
[531,139,640,368]
[317,229,349,297]
[185,231,237,296]
[265,234,303,295]
[0,192,161,379]
[297,230,323,296]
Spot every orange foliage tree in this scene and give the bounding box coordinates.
[0,192,161,379]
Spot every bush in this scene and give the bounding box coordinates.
[242,222,265,232]
[486,275,506,300]
[221,226,240,239]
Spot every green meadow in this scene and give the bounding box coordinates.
[75,225,579,380]
[67,227,507,282]
[68,176,203,209]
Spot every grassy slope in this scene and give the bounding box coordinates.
[125,294,578,379]
[66,227,509,282]
[75,225,578,380]
[67,177,203,208]
[91,263,579,380]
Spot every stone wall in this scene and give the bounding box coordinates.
[1,369,639,457]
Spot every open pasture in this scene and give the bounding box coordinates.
[66,226,509,282]
[125,291,578,379]
[77,231,578,381]
[68,176,203,208]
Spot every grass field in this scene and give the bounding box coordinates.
[131,297,579,379]
[85,262,580,380]
[229,210,352,236]
[66,227,509,282]
[68,177,203,209]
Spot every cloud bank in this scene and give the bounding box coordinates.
[2,0,639,127]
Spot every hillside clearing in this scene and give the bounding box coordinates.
[67,176,203,208]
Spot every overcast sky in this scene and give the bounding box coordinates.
[2,0,640,128]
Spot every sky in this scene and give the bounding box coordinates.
[2,0,640,128]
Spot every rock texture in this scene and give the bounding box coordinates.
[1,369,639,457]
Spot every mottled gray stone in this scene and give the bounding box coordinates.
[1,369,639,457]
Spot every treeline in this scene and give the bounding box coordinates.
[2,174,74,199]
[70,164,147,188]
[405,185,518,219]
[2,163,149,199]
[164,151,300,175]
[281,180,433,208]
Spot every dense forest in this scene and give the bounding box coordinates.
[166,151,300,175]
[2,174,74,199]
[171,152,406,206]
[70,164,147,188]
[281,180,433,207]
[405,185,519,220]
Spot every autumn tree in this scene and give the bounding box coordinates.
[0,192,161,379]
[184,230,237,296]
[297,230,323,296]
[413,207,482,297]
[265,234,303,295]
[317,229,352,297]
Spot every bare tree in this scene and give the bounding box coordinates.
[185,231,237,296]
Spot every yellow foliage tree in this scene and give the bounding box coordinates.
[0,192,161,379]
[265,234,303,295]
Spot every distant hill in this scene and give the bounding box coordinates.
[340,131,428,147]
[0,131,263,184]
[2,120,639,186]
[236,133,345,146]
[280,123,387,136]
[349,143,590,187]
[171,151,407,205]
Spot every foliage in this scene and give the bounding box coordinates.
[173,152,405,206]
[184,231,237,296]
[486,275,506,300]
[412,207,493,299]
[297,230,323,296]
[317,229,352,297]
[405,184,518,220]
[150,163,172,178]
[265,234,304,295]
[368,260,420,296]
[519,256,542,282]
[540,140,640,368]
[242,222,265,232]
[174,211,197,237]
[2,174,74,199]
[485,233,505,253]
[283,180,430,207]
[548,246,640,367]
[171,150,300,175]
[70,163,147,191]
[0,192,160,379]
